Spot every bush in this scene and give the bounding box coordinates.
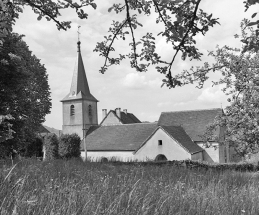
[44,133,59,160]
[58,133,81,159]
[23,136,44,157]
[0,142,10,159]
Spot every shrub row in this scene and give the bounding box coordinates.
[99,159,258,172]
[44,133,81,160]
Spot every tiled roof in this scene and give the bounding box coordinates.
[83,123,203,154]
[100,110,141,125]
[118,111,141,124]
[160,126,203,154]
[84,123,157,151]
[158,108,223,142]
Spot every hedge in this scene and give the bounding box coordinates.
[58,133,81,159]
[44,133,59,160]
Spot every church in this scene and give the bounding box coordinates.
[60,40,233,163]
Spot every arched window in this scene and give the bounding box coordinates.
[70,105,75,116]
[155,154,167,161]
[88,105,92,116]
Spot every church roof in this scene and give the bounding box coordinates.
[61,41,98,102]
[83,123,203,154]
[157,108,223,142]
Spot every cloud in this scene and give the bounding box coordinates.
[122,73,161,89]
[197,86,227,104]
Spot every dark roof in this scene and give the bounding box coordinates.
[119,111,141,124]
[38,125,62,137]
[160,126,203,154]
[38,125,50,134]
[158,108,223,142]
[100,110,141,125]
[84,123,157,151]
[84,123,203,154]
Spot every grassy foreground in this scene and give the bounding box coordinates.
[0,159,259,215]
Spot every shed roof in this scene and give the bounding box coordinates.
[158,108,223,142]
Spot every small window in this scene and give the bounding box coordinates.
[88,105,92,116]
[70,105,75,116]
[158,140,162,146]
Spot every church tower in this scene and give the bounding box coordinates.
[61,41,98,139]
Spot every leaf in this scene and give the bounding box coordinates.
[108,7,113,12]
[252,12,257,18]
[37,15,42,21]
[91,3,97,9]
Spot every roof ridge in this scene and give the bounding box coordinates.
[161,108,222,114]
[101,122,156,127]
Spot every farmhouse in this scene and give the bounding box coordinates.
[59,40,229,163]
[82,123,203,162]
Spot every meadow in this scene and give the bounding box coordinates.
[0,159,259,215]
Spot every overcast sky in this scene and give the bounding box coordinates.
[13,0,259,129]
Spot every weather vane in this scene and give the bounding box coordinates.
[77,25,81,42]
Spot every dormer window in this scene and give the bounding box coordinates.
[70,105,75,116]
[88,105,92,116]
[158,140,162,146]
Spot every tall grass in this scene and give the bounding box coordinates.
[1,159,259,214]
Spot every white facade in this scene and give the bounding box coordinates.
[198,142,222,163]
[81,151,134,162]
[134,128,192,161]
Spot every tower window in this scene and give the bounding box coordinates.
[88,105,92,116]
[70,105,75,116]
[158,140,162,146]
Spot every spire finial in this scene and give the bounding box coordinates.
[77,25,81,52]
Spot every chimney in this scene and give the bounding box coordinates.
[102,109,107,120]
[116,108,121,119]
[123,109,127,114]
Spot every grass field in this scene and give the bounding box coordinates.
[0,159,259,215]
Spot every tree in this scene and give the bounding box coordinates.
[195,20,259,157]
[0,33,51,155]
[0,114,14,143]
[0,0,258,87]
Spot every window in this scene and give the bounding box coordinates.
[88,105,92,116]
[70,105,75,116]
[158,140,162,146]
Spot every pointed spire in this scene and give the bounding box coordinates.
[61,37,98,102]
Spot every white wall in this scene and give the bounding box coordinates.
[81,151,134,162]
[134,128,192,161]
[198,142,220,163]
